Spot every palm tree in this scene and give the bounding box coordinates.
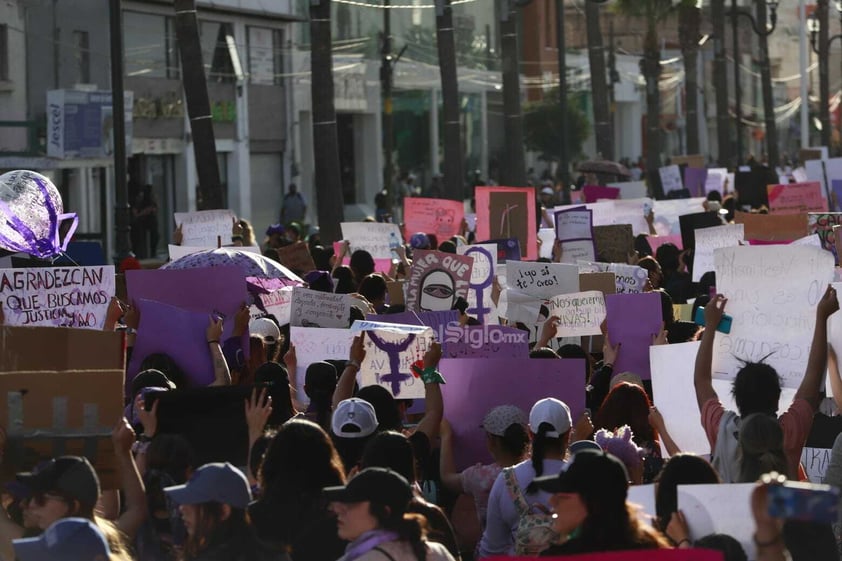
[585,0,614,160]
[678,0,701,155]
[615,0,674,198]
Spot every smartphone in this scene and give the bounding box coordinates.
[694,307,733,334]
[767,481,840,524]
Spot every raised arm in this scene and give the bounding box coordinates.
[795,285,838,411]
[333,333,365,409]
[693,295,725,411]
[828,344,842,412]
[649,406,681,457]
[414,342,444,441]
[207,317,231,386]
[112,418,148,540]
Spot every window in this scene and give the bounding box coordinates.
[72,31,90,83]
[247,26,283,85]
[0,25,8,81]
[124,11,180,79]
[200,20,237,83]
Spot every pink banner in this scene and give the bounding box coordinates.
[439,358,586,470]
[332,241,393,274]
[606,292,663,379]
[583,185,621,203]
[403,198,465,241]
[475,186,538,260]
[767,182,827,214]
[646,234,683,253]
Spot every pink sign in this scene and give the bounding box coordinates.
[475,186,538,260]
[646,234,683,253]
[403,198,465,241]
[767,182,827,214]
[331,241,392,274]
[582,185,621,203]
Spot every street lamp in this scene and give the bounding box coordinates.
[808,1,842,151]
[730,0,779,166]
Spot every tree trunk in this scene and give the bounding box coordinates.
[678,2,701,156]
[381,0,395,209]
[109,0,131,259]
[174,0,223,210]
[819,0,831,149]
[642,24,663,198]
[500,4,527,186]
[310,0,345,241]
[711,0,731,165]
[585,1,613,161]
[436,0,464,200]
[755,1,778,167]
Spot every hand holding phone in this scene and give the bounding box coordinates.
[694,306,733,334]
[767,481,840,525]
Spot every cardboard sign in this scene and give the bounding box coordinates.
[340,222,404,261]
[352,322,435,399]
[275,242,317,274]
[678,484,756,560]
[684,167,708,197]
[256,286,293,325]
[767,182,827,214]
[406,250,472,312]
[736,211,808,242]
[659,165,683,194]
[555,208,594,242]
[559,240,597,264]
[403,198,465,241]
[289,327,355,405]
[593,224,634,264]
[578,262,648,294]
[545,290,606,337]
[582,185,620,203]
[289,286,350,328]
[0,266,115,329]
[607,181,647,200]
[808,213,842,261]
[174,209,235,248]
[457,244,498,325]
[506,262,579,299]
[691,224,745,282]
[606,292,662,379]
[0,326,125,489]
[439,358,586,470]
[475,187,537,260]
[713,246,835,388]
[441,325,529,359]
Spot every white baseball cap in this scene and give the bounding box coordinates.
[249,317,281,344]
[529,398,572,438]
[332,398,378,439]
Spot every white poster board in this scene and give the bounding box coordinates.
[174,209,235,248]
[692,224,744,282]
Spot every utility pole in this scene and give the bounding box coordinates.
[731,0,743,165]
[435,0,464,200]
[500,0,527,186]
[381,0,395,207]
[711,0,731,165]
[755,0,779,167]
[310,0,345,241]
[819,0,831,149]
[173,0,223,209]
[585,0,613,161]
[108,0,131,260]
[555,0,569,185]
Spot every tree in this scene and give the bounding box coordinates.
[435,0,464,200]
[585,1,613,161]
[710,0,732,165]
[614,0,673,198]
[524,89,590,163]
[678,0,701,155]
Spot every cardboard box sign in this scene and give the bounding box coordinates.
[0,327,126,489]
[735,211,808,242]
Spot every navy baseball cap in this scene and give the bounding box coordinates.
[164,462,252,509]
[13,518,110,561]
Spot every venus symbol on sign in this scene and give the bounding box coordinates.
[366,331,417,396]
[464,246,492,324]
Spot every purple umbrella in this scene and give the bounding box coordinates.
[162,247,304,284]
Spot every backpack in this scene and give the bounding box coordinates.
[502,466,561,555]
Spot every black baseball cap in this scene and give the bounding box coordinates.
[16,457,100,508]
[131,369,176,396]
[323,467,412,515]
[532,449,629,506]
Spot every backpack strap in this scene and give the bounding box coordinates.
[372,546,398,561]
[502,467,531,517]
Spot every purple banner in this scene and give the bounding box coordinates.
[684,168,709,198]
[441,325,529,359]
[606,292,663,379]
[439,358,586,470]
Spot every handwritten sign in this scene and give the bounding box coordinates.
[275,241,317,274]
[560,239,597,264]
[174,209,235,248]
[289,326,355,405]
[352,322,435,399]
[255,286,293,325]
[476,187,537,260]
[606,292,662,379]
[406,250,472,312]
[578,262,648,294]
[767,182,827,214]
[289,286,350,328]
[403,198,465,241]
[545,290,606,337]
[713,245,834,388]
[691,224,744,282]
[659,164,683,194]
[506,262,579,299]
[457,244,498,325]
[555,208,593,241]
[0,266,115,329]
[801,447,832,483]
[593,224,634,264]
[340,222,403,261]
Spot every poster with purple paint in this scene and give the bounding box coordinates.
[406,250,473,312]
[441,325,529,359]
[457,243,498,325]
[606,292,663,379]
[684,168,708,197]
[439,358,586,470]
[128,299,216,388]
[0,266,115,329]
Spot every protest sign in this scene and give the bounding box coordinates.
[606,292,662,379]
[559,239,597,264]
[579,272,616,295]
[545,290,606,337]
[646,234,683,254]
[174,209,235,248]
[403,198,465,240]
[578,262,648,294]
[275,241,317,274]
[367,310,460,335]
[609,199,653,236]
[406,250,472,312]
[691,224,744,282]
[659,165,683,194]
[767,182,827,214]
[538,229,555,259]
[808,212,842,261]
[502,287,544,325]
[627,484,656,525]
[684,167,708,197]
[494,551,724,561]
[0,266,115,329]
[439,358,586,470]
[608,181,647,199]
[506,261,579,299]
[554,208,593,241]
[340,222,403,261]
[351,322,435,399]
[736,211,807,242]
[705,168,727,193]
[289,327,355,405]
[791,233,822,248]
[679,212,723,251]
[289,286,350,328]
[678,484,755,560]
[651,198,707,236]
[805,158,827,194]
[476,187,537,260]
[441,325,529,359]
[481,238,521,263]
[254,286,293,325]
[593,224,634,264]
[801,447,832,483]
[713,246,834,388]
[582,185,620,203]
[458,244,498,325]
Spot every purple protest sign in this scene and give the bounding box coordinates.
[441,325,529,359]
[684,168,709,198]
[367,309,460,336]
[606,292,663,379]
[439,358,586,470]
[128,299,216,389]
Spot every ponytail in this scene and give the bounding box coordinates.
[370,504,429,561]
[526,424,551,494]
